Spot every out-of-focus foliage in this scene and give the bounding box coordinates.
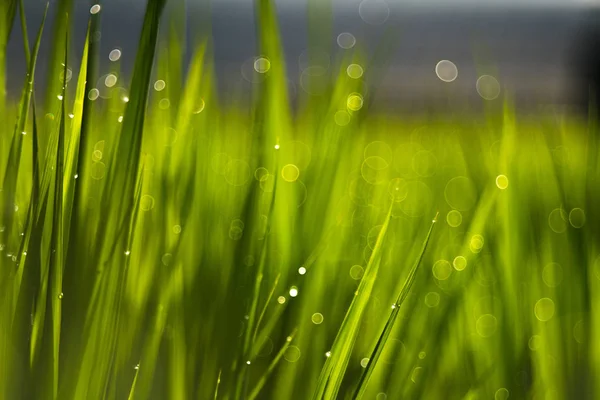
[1,1,599,399]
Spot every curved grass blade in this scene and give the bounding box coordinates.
[18,0,30,64]
[213,369,222,400]
[251,272,280,350]
[0,0,18,115]
[248,328,298,400]
[45,21,70,400]
[98,0,167,253]
[62,22,90,255]
[1,3,48,246]
[312,203,394,400]
[127,363,141,400]
[233,149,280,399]
[352,212,440,400]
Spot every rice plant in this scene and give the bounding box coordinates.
[0,0,599,399]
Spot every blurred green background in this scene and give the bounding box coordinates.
[1,0,599,399]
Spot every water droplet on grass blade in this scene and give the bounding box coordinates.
[360,358,369,368]
[289,287,298,297]
[90,4,101,14]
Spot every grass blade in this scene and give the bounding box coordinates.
[1,2,48,245]
[213,369,222,400]
[248,329,298,400]
[352,213,440,400]
[312,203,394,400]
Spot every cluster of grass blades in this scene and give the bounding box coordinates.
[1,0,600,399]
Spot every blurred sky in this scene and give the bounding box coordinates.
[6,0,600,112]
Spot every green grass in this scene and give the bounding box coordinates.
[1,0,600,399]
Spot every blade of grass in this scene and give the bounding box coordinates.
[213,369,222,400]
[18,0,30,64]
[252,272,280,349]
[41,21,69,399]
[248,328,298,400]
[352,212,440,400]
[0,2,48,246]
[312,203,394,400]
[0,0,17,117]
[234,151,280,399]
[62,22,90,249]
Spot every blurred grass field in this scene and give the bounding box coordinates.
[1,0,600,399]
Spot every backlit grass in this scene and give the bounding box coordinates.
[1,0,600,399]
